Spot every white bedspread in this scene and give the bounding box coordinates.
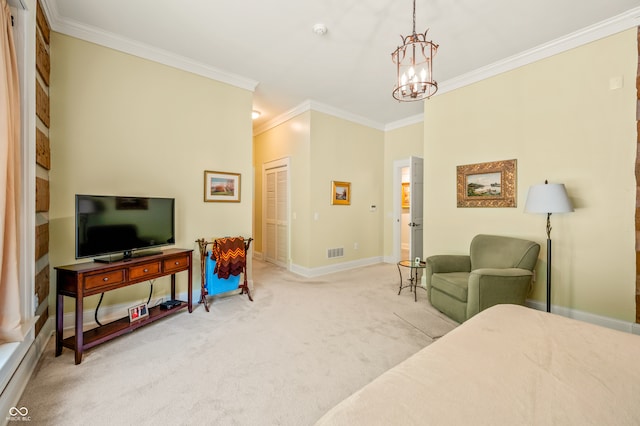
[316,304,640,425]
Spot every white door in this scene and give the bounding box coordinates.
[409,156,424,261]
[263,159,289,267]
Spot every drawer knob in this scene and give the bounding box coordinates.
[143,268,149,273]
[174,261,180,265]
[103,277,109,282]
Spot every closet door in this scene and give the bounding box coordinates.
[263,160,289,267]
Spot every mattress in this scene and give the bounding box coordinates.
[316,304,640,425]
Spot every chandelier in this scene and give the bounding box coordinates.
[391,0,438,102]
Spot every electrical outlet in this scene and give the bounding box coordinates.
[354,242,359,250]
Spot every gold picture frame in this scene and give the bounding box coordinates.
[401,182,410,209]
[204,170,241,202]
[456,159,517,208]
[331,181,351,205]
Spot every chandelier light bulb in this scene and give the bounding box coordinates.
[391,0,438,102]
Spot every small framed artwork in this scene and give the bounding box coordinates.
[401,182,410,209]
[128,303,149,322]
[456,159,517,208]
[204,170,241,203]
[331,181,351,205]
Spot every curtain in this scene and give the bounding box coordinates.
[0,0,23,343]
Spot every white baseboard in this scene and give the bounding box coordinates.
[1,317,53,425]
[290,256,384,278]
[526,299,639,334]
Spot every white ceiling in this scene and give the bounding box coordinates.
[42,0,640,131]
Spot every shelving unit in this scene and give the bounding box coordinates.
[55,248,193,364]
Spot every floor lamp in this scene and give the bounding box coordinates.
[524,181,573,313]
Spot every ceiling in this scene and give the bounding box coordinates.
[42,0,640,131]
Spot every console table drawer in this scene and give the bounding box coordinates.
[164,256,189,272]
[129,262,161,280]
[85,270,125,290]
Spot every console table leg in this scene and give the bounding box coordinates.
[187,259,193,313]
[55,293,63,356]
[75,295,83,365]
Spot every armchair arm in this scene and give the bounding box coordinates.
[466,268,534,320]
[425,255,471,274]
[425,255,471,297]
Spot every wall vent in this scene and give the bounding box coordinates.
[327,248,344,258]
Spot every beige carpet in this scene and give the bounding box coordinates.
[18,259,458,425]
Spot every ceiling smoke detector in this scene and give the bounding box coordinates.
[313,23,327,36]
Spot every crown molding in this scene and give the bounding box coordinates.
[40,0,258,92]
[41,1,640,132]
[254,100,386,136]
[438,6,640,96]
[384,114,424,131]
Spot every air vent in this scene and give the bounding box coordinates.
[327,248,344,258]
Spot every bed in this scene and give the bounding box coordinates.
[316,304,640,425]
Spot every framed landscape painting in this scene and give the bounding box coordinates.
[456,159,517,207]
[331,181,351,205]
[204,170,241,202]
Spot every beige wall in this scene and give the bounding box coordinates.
[49,33,254,309]
[254,112,312,267]
[308,111,384,268]
[382,122,423,259]
[253,110,384,271]
[424,29,637,321]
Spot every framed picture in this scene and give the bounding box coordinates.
[128,302,149,322]
[401,182,410,209]
[331,181,351,205]
[204,170,241,202]
[457,159,517,208]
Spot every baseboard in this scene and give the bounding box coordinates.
[526,299,638,334]
[290,256,384,278]
[0,317,53,425]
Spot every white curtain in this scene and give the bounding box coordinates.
[0,0,23,343]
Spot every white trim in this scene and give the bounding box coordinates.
[290,256,383,278]
[526,299,639,334]
[384,113,423,132]
[1,0,38,412]
[438,6,640,96]
[0,318,52,425]
[254,99,386,135]
[40,0,258,92]
[40,1,640,131]
[393,159,410,264]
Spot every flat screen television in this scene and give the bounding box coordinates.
[75,194,175,262]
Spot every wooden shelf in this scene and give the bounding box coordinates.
[61,302,188,351]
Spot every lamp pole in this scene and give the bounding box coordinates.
[524,180,573,314]
[545,212,552,313]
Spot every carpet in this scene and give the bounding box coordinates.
[17,259,457,425]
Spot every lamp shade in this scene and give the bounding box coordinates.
[524,183,574,214]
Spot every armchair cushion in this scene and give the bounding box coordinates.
[426,235,540,323]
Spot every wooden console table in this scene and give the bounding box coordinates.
[55,248,193,364]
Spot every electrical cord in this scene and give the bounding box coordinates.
[146,280,154,305]
[94,280,155,327]
[95,293,104,326]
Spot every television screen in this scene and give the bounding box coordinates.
[75,194,175,260]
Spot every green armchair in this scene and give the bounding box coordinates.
[425,234,540,323]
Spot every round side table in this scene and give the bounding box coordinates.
[397,260,427,302]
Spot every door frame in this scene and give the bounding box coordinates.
[393,158,410,262]
[262,157,291,269]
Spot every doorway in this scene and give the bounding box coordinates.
[393,156,424,262]
[262,158,290,268]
